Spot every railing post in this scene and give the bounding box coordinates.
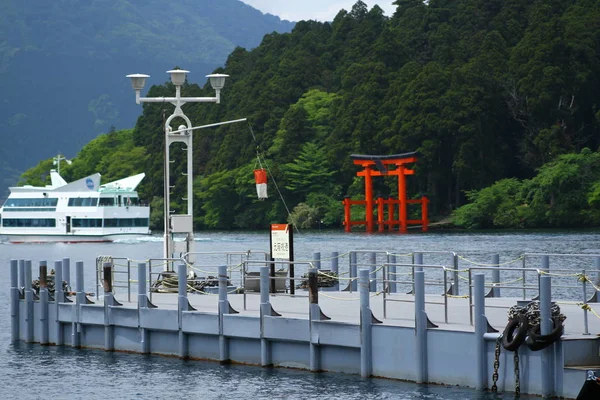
[39,261,49,345]
[474,273,486,390]
[491,254,500,298]
[313,252,321,270]
[388,253,397,294]
[10,260,19,342]
[309,267,321,372]
[103,262,115,351]
[177,263,188,359]
[360,268,372,377]
[582,269,590,335]
[73,261,84,348]
[331,252,339,291]
[54,260,64,346]
[350,251,357,292]
[540,274,553,398]
[25,260,34,343]
[138,262,149,354]
[260,266,272,366]
[414,270,427,383]
[594,256,600,300]
[453,253,459,296]
[369,252,376,292]
[219,265,230,364]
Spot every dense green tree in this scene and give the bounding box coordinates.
[18,0,600,231]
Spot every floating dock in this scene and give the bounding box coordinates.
[9,251,600,399]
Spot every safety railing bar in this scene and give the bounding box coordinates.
[416,251,458,256]
[384,263,448,269]
[383,298,445,306]
[351,250,394,254]
[523,253,600,258]
[475,284,539,290]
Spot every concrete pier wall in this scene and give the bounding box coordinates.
[10,258,600,399]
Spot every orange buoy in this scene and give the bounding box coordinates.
[254,169,268,199]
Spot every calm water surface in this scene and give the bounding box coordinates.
[2,230,599,399]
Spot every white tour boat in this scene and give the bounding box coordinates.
[0,170,150,243]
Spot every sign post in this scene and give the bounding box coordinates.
[270,224,294,294]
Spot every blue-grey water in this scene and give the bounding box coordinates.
[2,229,599,399]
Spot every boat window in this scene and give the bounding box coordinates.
[68,198,99,207]
[3,198,58,207]
[2,218,56,227]
[98,198,115,206]
[103,218,149,227]
[72,218,103,228]
[2,208,57,212]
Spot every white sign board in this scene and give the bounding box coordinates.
[270,224,290,259]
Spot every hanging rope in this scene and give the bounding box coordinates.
[247,122,298,233]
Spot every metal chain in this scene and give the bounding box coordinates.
[514,348,520,397]
[491,334,502,392]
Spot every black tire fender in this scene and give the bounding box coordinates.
[526,317,564,351]
[502,315,528,351]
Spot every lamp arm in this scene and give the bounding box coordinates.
[138,97,218,104]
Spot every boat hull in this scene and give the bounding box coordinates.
[5,233,149,244]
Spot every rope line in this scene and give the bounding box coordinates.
[248,122,296,233]
[457,255,524,267]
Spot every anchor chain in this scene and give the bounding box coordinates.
[514,348,520,397]
[491,334,502,392]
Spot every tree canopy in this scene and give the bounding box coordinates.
[18,0,600,231]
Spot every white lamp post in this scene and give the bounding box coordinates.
[127,69,229,262]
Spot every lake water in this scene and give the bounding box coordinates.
[2,230,599,399]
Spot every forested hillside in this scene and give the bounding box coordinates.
[0,0,294,197]
[21,0,600,230]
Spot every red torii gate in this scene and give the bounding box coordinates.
[343,153,429,233]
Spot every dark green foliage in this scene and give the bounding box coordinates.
[453,149,600,228]
[17,0,600,230]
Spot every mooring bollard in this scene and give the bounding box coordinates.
[350,251,357,292]
[218,265,230,363]
[331,252,339,291]
[474,273,486,390]
[359,268,372,377]
[452,253,460,296]
[260,266,272,366]
[540,274,553,398]
[414,270,427,383]
[10,260,19,342]
[369,252,376,292]
[103,262,115,351]
[18,259,25,293]
[177,263,189,359]
[39,261,49,345]
[138,262,149,354]
[308,267,321,372]
[387,253,397,294]
[55,260,64,346]
[72,261,84,348]
[414,253,423,272]
[25,260,34,343]
[62,258,71,292]
[138,263,148,309]
[491,254,500,298]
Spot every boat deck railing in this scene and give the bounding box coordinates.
[95,250,600,335]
